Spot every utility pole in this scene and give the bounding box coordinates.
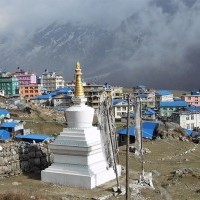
[126,94,130,200]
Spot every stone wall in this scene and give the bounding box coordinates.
[0,141,53,179]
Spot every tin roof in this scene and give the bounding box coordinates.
[15,133,55,143]
[117,121,158,139]
[156,90,172,96]
[1,122,19,128]
[160,101,188,107]
[0,109,10,115]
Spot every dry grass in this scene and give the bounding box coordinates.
[0,139,200,199]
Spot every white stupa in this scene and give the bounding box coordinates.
[41,62,121,189]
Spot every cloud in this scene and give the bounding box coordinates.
[84,0,200,90]
[0,0,200,90]
[0,0,148,34]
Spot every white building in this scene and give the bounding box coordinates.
[112,99,134,120]
[0,89,5,97]
[155,90,173,108]
[171,108,200,130]
[133,86,156,109]
[41,70,65,92]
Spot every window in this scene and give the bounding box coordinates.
[191,123,194,130]
[122,107,126,111]
[191,115,194,120]
[121,135,126,142]
[117,113,121,116]
[186,124,190,129]
[186,115,189,120]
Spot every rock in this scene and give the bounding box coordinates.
[140,172,154,188]
[119,185,126,196]
[61,197,70,200]
[143,148,151,154]
[12,181,21,186]
[92,194,113,200]
[152,170,161,177]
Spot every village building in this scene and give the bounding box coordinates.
[117,121,158,146]
[0,109,10,120]
[0,89,5,97]
[41,70,65,92]
[155,90,173,108]
[30,87,73,107]
[142,108,157,120]
[14,68,37,85]
[0,72,19,96]
[171,106,200,130]
[19,84,42,99]
[52,94,72,108]
[29,94,53,106]
[110,86,123,99]
[159,101,188,117]
[0,130,10,140]
[132,85,156,109]
[0,120,24,138]
[84,84,106,109]
[112,98,134,120]
[182,91,200,106]
[84,84,123,110]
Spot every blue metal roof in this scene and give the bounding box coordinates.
[53,94,73,99]
[156,90,172,96]
[56,87,74,93]
[113,99,127,106]
[143,108,156,115]
[34,94,52,100]
[135,85,146,89]
[104,83,112,89]
[48,92,57,96]
[0,109,10,115]
[117,121,158,139]
[174,97,181,101]
[191,91,200,96]
[137,93,148,98]
[187,106,200,112]
[160,101,188,107]
[15,133,55,143]
[41,87,47,91]
[1,122,19,128]
[183,129,193,136]
[0,130,10,140]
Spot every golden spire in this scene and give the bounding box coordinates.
[74,61,84,97]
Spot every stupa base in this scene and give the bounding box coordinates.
[41,165,121,189]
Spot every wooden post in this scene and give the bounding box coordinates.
[126,94,130,200]
[106,98,120,191]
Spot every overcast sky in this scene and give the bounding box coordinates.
[0,0,200,90]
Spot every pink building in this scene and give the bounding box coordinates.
[14,68,37,86]
[182,91,200,106]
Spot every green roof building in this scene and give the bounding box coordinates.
[0,73,19,95]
